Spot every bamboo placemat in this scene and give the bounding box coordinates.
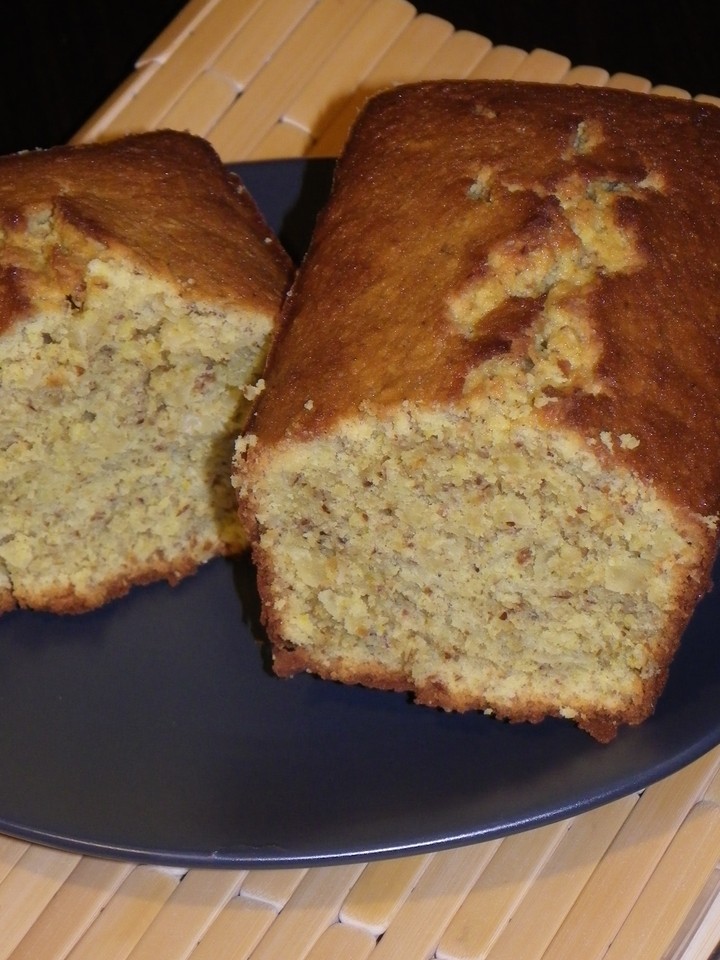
[0,1,712,957]
[1,750,720,959]
[72,0,720,161]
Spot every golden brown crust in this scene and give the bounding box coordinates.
[266,611,674,742]
[249,80,720,517]
[0,130,292,333]
[7,536,240,615]
[0,589,16,614]
[269,639,658,742]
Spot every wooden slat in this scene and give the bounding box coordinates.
[250,0,416,158]
[652,84,692,99]
[0,848,81,960]
[308,12,457,157]
[137,0,224,65]
[604,801,720,960]
[673,880,720,960]
[209,0,377,160]
[123,870,245,960]
[562,64,610,86]
[213,0,324,86]
[511,47,571,82]
[467,45,528,80]
[161,70,236,138]
[437,819,570,960]
[8,859,133,960]
[0,837,28,887]
[186,895,276,960]
[419,28,493,80]
[480,795,638,960]
[63,867,184,960]
[605,71,653,92]
[239,868,306,908]
[158,0,321,140]
[303,921,376,960]
[340,854,432,935]
[704,763,720,805]
[96,0,268,139]
[71,62,162,144]
[540,749,720,960]
[301,8,455,93]
[280,0,416,133]
[248,121,314,160]
[237,864,365,960]
[362,844,499,959]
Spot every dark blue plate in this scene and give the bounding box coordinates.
[1,159,719,868]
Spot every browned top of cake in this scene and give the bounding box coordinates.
[248,80,720,516]
[0,130,292,330]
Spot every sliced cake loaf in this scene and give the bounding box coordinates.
[235,81,720,741]
[0,130,292,614]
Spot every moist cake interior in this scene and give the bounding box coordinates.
[242,383,709,738]
[0,208,271,612]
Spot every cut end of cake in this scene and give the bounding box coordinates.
[235,390,714,741]
[0,246,270,612]
[0,131,291,615]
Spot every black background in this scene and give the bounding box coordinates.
[1,1,718,156]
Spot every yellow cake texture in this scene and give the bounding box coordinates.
[0,130,292,614]
[235,81,720,741]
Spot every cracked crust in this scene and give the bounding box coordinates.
[249,80,720,518]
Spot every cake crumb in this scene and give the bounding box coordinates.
[243,379,266,401]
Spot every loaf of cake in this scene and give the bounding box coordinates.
[234,80,720,741]
[0,130,292,614]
